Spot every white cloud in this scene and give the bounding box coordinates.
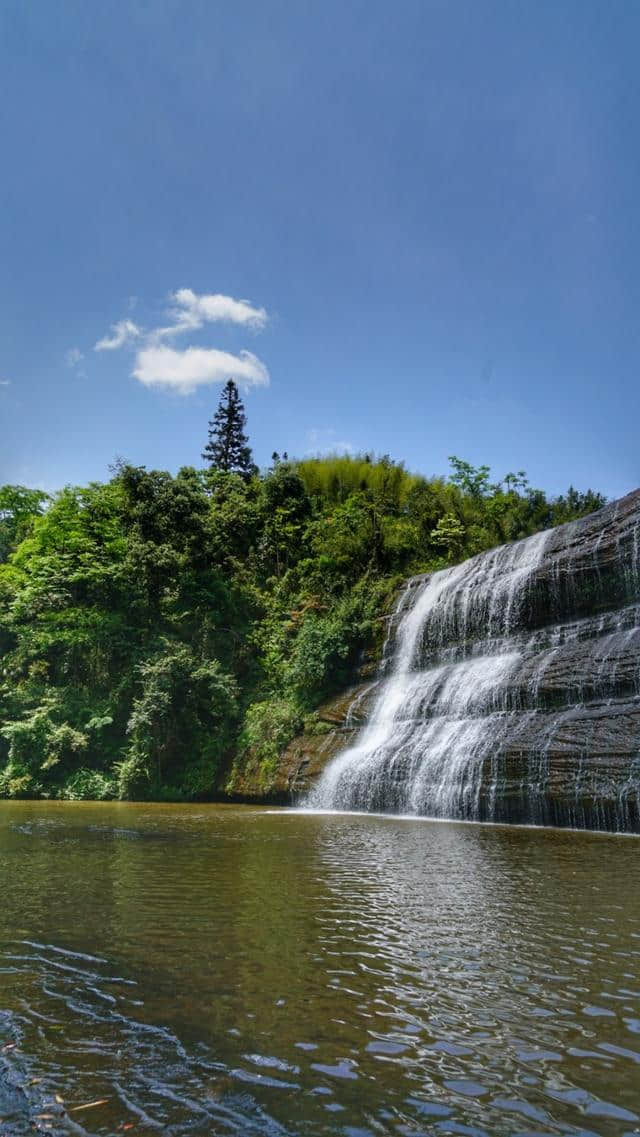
[91,287,270,397]
[94,319,141,351]
[156,288,268,339]
[0,379,10,387]
[132,346,269,395]
[65,347,84,367]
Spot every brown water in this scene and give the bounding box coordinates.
[0,803,639,1136]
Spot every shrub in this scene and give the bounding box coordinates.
[61,769,116,800]
[236,698,303,788]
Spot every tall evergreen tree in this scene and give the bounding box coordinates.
[202,379,255,477]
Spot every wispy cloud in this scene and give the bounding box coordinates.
[65,347,86,378]
[95,319,141,351]
[133,346,269,395]
[305,428,354,455]
[65,347,84,368]
[92,288,270,396]
[0,379,10,387]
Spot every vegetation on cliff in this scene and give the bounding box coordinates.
[0,398,605,800]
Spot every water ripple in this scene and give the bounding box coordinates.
[0,803,639,1135]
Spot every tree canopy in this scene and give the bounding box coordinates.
[0,453,605,801]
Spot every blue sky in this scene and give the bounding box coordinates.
[1,0,639,498]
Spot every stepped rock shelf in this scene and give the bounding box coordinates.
[242,491,640,832]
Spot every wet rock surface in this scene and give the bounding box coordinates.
[234,492,640,830]
[227,686,367,802]
[302,491,640,830]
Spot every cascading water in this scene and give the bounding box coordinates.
[306,492,640,831]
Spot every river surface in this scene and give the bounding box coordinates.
[0,803,639,1136]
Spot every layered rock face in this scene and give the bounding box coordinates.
[305,491,640,832]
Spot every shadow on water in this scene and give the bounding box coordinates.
[1,801,639,1135]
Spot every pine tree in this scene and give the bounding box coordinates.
[202,379,256,477]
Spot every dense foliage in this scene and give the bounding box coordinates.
[0,454,605,800]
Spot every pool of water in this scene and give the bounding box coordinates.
[0,802,639,1135]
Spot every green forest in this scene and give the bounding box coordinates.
[0,383,604,801]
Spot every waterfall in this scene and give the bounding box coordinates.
[305,493,640,831]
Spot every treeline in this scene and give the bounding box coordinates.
[0,439,604,800]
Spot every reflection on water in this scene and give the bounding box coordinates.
[0,803,639,1136]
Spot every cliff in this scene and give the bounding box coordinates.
[235,491,640,831]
